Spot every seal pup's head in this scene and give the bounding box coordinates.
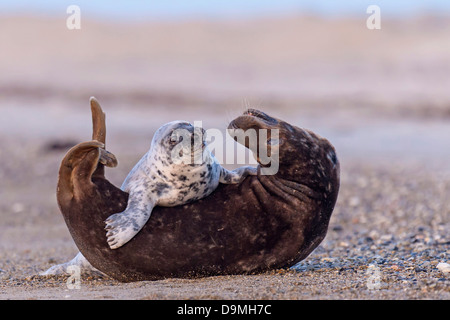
[150,120,207,166]
[228,109,339,196]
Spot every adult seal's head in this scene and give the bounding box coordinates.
[228,108,340,218]
[55,100,340,282]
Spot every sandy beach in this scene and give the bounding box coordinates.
[0,14,449,299]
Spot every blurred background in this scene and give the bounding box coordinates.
[1,1,449,166]
[0,1,449,296]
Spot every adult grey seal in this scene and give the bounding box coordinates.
[46,98,340,282]
[105,120,257,249]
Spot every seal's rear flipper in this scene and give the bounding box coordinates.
[58,141,104,204]
[58,98,118,204]
[90,97,118,177]
[90,97,106,145]
[41,252,104,277]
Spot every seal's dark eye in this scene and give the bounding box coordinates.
[169,135,179,144]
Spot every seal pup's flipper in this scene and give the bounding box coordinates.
[105,189,156,249]
[219,166,258,184]
[41,252,104,276]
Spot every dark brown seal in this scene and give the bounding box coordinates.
[57,100,340,282]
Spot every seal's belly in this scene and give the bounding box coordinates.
[157,182,214,207]
[157,163,221,207]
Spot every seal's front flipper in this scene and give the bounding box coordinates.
[104,191,155,249]
[219,166,258,184]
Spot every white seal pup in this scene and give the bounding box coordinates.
[104,120,257,249]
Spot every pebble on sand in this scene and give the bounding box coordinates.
[436,262,450,275]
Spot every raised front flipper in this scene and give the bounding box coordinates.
[104,188,156,249]
[219,166,258,184]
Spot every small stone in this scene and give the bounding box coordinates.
[420,261,431,268]
[339,241,350,248]
[349,196,360,207]
[379,234,394,241]
[11,202,25,213]
[436,262,450,274]
[391,265,401,271]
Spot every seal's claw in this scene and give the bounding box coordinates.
[107,238,118,249]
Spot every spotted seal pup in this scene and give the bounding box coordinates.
[104,120,257,249]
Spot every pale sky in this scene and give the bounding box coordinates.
[0,0,448,20]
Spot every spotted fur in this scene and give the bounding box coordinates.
[105,121,257,249]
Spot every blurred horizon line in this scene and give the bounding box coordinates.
[1,0,450,22]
